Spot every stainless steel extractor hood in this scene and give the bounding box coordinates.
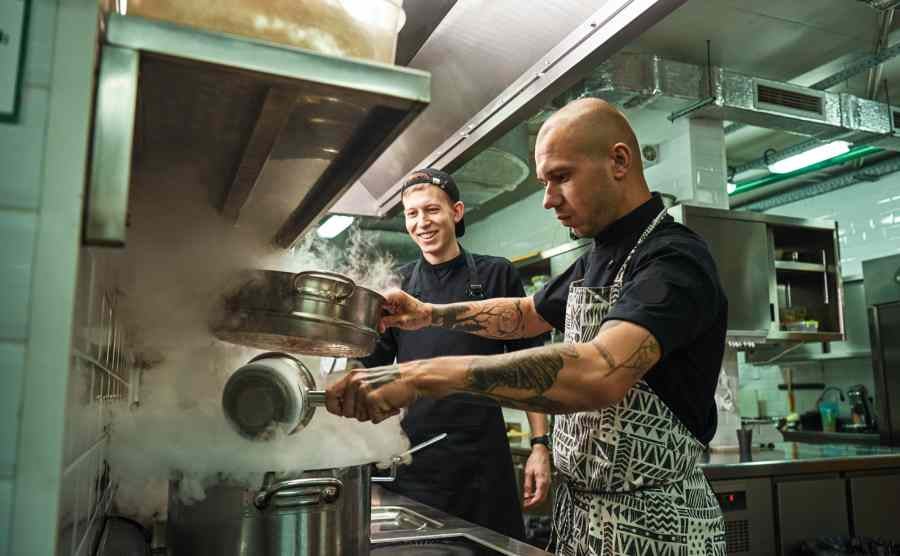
[85,13,430,249]
[330,0,689,218]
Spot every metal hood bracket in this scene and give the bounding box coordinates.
[85,14,429,248]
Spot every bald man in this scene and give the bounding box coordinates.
[326,99,728,555]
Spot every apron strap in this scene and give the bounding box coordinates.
[406,258,423,297]
[463,248,485,299]
[406,246,484,299]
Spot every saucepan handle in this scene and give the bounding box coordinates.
[254,477,343,510]
[293,271,356,302]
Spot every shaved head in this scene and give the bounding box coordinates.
[537,98,642,171]
[534,98,651,238]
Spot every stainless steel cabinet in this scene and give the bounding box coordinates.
[708,478,776,556]
[848,471,900,541]
[670,204,844,344]
[776,475,849,556]
[685,215,771,338]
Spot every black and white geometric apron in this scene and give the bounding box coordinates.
[552,209,726,556]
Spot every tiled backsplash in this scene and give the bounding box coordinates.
[764,172,900,278]
[58,248,135,556]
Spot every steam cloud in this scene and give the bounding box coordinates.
[108,172,407,525]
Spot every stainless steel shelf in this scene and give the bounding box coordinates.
[88,14,430,247]
[774,261,829,273]
[765,330,845,342]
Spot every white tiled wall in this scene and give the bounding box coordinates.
[0,213,36,340]
[462,184,573,260]
[0,2,57,555]
[0,480,11,555]
[0,343,25,474]
[0,1,99,555]
[58,248,132,556]
[765,174,900,278]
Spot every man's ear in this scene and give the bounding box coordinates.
[452,201,465,222]
[610,142,632,179]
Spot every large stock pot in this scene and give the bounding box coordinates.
[167,434,445,555]
[168,465,373,556]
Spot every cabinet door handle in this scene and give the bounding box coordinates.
[770,303,776,322]
[822,250,829,305]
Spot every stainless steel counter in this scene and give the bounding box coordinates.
[371,486,552,556]
[700,441,900,480]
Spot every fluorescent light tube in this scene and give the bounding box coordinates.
[316,215,354,239]
[768,141,851,174]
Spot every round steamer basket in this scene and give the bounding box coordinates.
[214,270,385,358]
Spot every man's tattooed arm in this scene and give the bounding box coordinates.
[343,320,665,416]
[430,297,551,339]
[422,322,662,413]
[461,344,578,413]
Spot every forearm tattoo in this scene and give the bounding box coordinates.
[431,299,528,339]
[463,344,579,411]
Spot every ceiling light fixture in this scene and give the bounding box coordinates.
[767,141,852,174]
[316,215,354,239]
[727,181,737,194]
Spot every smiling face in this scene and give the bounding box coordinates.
[402,184,464,264]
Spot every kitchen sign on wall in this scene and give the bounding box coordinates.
[0,0,29,122]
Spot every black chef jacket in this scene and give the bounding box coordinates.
[533,193,728,444]
[361,247,541,540]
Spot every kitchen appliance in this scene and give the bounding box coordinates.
[708,478,777,556]
[167,435,446,556]
[863,253,900,446]
[846,384,877,431]
[215,270,386,358]
[221,352,325,439]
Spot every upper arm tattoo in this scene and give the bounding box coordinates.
[589,332,660,381]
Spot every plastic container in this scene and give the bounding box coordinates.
[107,0,406,64]
[818,400,839,433]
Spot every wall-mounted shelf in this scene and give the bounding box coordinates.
[774,261,830,273]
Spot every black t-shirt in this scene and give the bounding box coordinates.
[361,250,543,436]
[533,194,727,444]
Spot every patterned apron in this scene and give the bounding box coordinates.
[552,210,726,556]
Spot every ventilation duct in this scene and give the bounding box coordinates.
[582,52,900,151]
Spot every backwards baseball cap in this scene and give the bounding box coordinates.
[400,168,465,237]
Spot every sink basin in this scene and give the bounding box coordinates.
[371,506,443,534]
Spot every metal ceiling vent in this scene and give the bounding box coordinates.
[754,79,826,120]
